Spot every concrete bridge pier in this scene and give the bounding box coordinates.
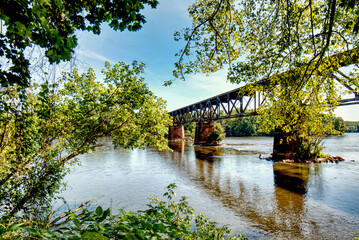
[272,128,302,160]
[194,120,215,145]
[168,124,185,140]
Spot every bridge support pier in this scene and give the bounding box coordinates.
[168,124,184,140]
[194,120,215,145]
[272,128,302,160]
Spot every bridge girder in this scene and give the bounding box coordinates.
[170,91,265,124]
[169,48,359,125]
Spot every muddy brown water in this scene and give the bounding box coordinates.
[57,133,359,239]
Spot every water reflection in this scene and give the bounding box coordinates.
[166,141,359,239]
[194,146,224,162]
[60,135,359,239]
[273,163,309,194]
[168,140,185,154]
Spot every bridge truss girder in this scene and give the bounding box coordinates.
[169,88,359,125]
[170,90,266,124]
[169,48,359,125]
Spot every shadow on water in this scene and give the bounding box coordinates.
[194,146,224,162]
[273,163,309,194]
[165,141,359,239]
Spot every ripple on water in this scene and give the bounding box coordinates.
[56,134,359,239]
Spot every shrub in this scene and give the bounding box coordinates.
[0,184,248,240]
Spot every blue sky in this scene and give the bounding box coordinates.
[74,0,359,121]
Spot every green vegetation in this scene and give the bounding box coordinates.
[223,116,348,137]
[208,121,226,144]
[184,122,196,138]
[332,117,347,134]
[172,0,359,161]
[223,116,274,137]
[0,0,249,238]
[1,184,248,240]
[0,0,158,87]
[345,121,359,132]
[184,116,350,142]
[0,61,172,220]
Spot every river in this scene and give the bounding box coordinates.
[57,133,359,239]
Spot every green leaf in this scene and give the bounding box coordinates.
[95,206,103,216]
[9,222,25,230]
[73,219,81,228]
[81,231,109,240]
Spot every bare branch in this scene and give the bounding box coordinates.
[50,200,90,226]
[176,0,225,80]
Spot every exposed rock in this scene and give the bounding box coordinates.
[314,158,328,163]
[275,155,345,164]
[312,156,345,163]
[283,159,295,163]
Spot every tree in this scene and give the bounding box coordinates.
[0,0,158,87]
[0,61,172,219]
[224,116,273,137]
[184,122,196,138]
[345,121,359,132]
[173,0,359,160]
[208,121,226,144]
[333,116,347,133]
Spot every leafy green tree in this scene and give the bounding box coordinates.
[345,121,359,132]
[208,121,226,144]
[0,61,172,220]
[184,122,196,138]
[0,0,158,87]
[225,116,265,137]
[333,116,347,134]
[172,0,359,160]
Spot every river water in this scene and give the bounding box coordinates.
[57,133,359,239]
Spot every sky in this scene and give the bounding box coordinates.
[74,0,359,121]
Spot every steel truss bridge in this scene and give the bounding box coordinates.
[169,48,359,125]
[169,83,359,125]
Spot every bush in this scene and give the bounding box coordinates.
[208,122,226,144]
[0,184,248,240]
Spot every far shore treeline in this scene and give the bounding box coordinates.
[345,121,359,133]
[184,117,359,138]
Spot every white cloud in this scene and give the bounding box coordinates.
[187,70,239,93]
[76,49,112,63]
[151,70,239,111]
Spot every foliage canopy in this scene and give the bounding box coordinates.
[0,0,158,87]
[0,61,172,220]
[345,120,359,132]
[173,0,359,159]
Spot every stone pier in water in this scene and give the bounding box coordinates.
[272,128,302,160]
[194,120,215,145]
[168,121,217,145]
[168,124,185,140]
